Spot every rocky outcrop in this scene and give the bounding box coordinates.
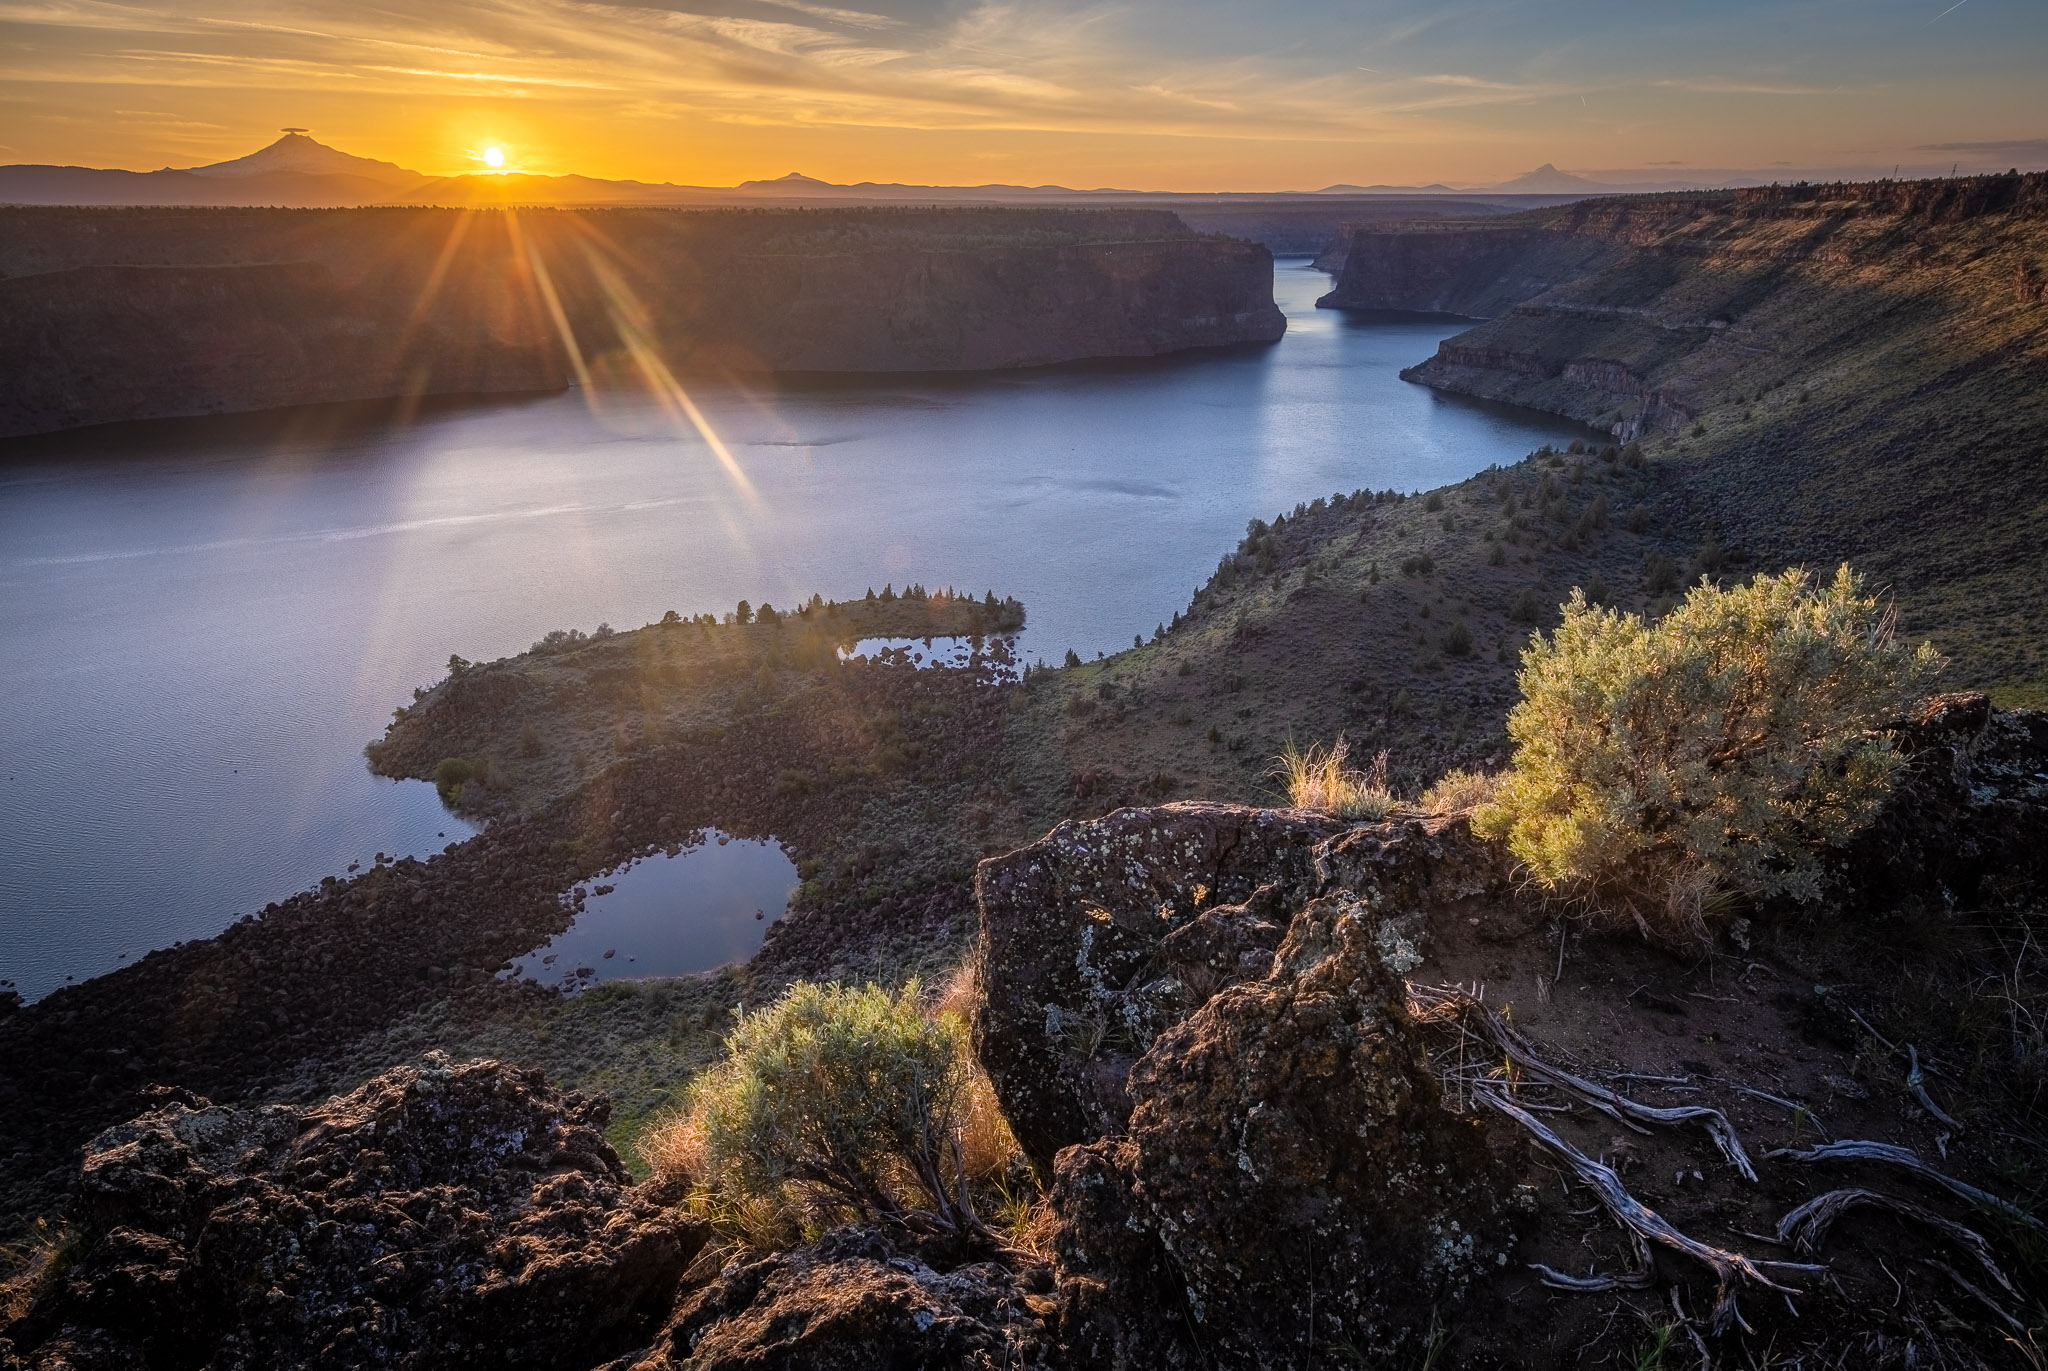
[975,803,1527,1365]
[0,1055,705,1371]
[971,803,1350,1169]
[0,206,1284,437]
[1836,692,2048,916]
[632,1226,1056,1371]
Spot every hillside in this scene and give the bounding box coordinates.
[1316,174,2048,702]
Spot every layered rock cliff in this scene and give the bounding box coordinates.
[0,207,1284,437]
[1316,174,2048,699]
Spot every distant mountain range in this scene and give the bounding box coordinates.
[0,133,1724,209]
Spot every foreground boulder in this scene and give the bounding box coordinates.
[1,1055,703,1371]
[630,1226,1056,1371]
[978,805,1522,1366]
[972,804,1351,1169]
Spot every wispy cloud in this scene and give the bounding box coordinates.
[1655,77,1846,97]
[2,0,2043,184]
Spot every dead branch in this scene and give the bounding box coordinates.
[1905,1044,1960,1130]
[1477,1086,1815,1335]
[1418,987,1758,1181]
[1775,1188,2016,1296]
[1531,1229,1658,1293]
[1766,1140,2043,1232]
[1918,1258,2024,1335]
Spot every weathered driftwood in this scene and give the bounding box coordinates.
[1767,1140,2043,1232]
[1776,1187,2016,1296]
[1477,1086,1814,1334]
[1417,987,1758,1181]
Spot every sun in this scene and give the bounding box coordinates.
[481,145,506,169]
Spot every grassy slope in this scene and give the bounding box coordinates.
[1005,449,1702,811]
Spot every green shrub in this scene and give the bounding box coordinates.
[433,757,473,801]
[1441,621,1474,657]
[674,981,1000,1243]
[1474,566,1942,938]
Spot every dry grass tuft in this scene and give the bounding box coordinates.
[1421,768,1499,816]
[1277,736,1397,819]
[0,1220,80,1323]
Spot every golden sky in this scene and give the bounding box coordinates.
[3,0,2045,189]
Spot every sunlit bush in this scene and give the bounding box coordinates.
[1474,565,1941,939]
[647,980,1020,1250]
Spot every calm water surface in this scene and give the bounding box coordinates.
[0,262,1589,1000]
[510,833,800,992]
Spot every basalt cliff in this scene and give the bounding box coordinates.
[1319,173,2048,704]
[0,206,1284,438]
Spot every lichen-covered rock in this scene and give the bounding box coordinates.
[976,805,1523,1365]
[1838,692,2048,915]
[1044,1141,1200,1371]
[973,803,1349,1170]
[632,1226,1055,1371]
[2,1055,704,1371]
[1122,893,1512,1365]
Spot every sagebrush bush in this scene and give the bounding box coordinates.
[1474,566,1942,939]
[1279,736,1396,819]
[650,981,1016,1249]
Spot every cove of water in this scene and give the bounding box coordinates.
[0,261,1592,1001]
[511,833,799,992]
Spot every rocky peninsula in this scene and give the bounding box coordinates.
[0,206,1285,437]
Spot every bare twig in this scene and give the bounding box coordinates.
[1904,1045,1960,1130]
[1918,1258,2024,1334]
[1478,1087,1814,1335]
[1776,1188,2016,1296]
[1418,987,1758,1180]
[1766,1140,2043,1232]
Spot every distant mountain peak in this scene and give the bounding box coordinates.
[738,171,837,189]
[178,133,424,186]
[1488,163,1606,192]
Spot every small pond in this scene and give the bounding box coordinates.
[511,831,799,992]
[838,635,1018,675]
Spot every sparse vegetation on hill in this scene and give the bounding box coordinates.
[1005,441,1700,818]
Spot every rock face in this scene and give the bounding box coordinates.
[1315,225,1621,318]
[0,206,1284,437]
[1,1056,704,1371]
[633,1227,1056,1371]
[972,803,1350,1169]
[975,803,1525,1366]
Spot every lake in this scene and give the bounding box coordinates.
[0,261,1590,1001]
